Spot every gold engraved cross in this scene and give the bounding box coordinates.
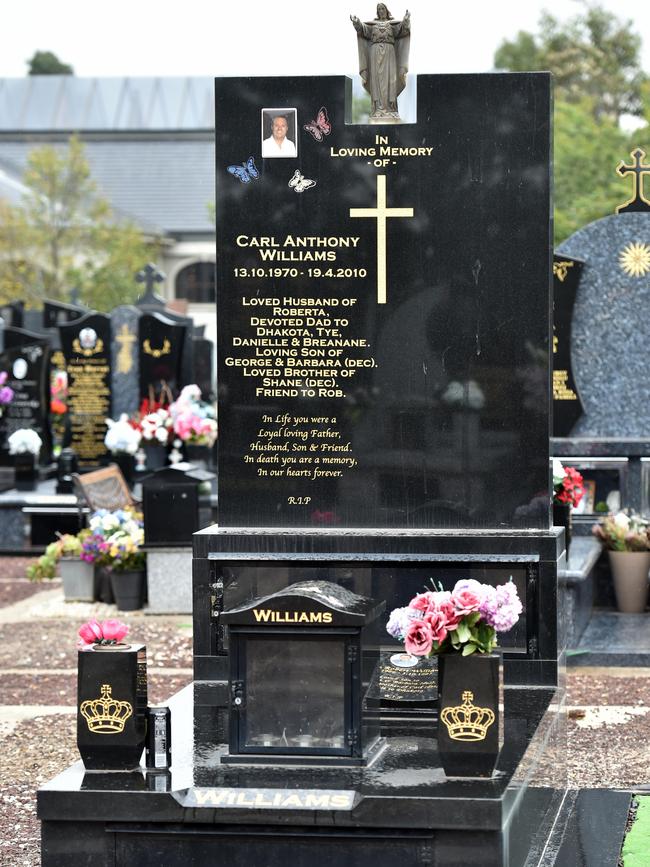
[350,174,414,304]
[615,148,650,213]
[115,324,137,374]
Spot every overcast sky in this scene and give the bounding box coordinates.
[1,0,649,79]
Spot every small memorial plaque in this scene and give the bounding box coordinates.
[378,653,437,707]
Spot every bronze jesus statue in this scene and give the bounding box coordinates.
[351,4,411,122]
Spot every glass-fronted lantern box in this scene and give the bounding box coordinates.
[220,581,385,767]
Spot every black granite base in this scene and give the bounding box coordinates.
[558,537,600,648]
[570,611,650,667]
[39,681,566,867]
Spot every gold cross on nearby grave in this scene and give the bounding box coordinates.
[615,148,650,213]
[350,174,414,304]
[115,324,137,374]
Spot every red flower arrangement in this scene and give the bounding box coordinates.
[552,461,585,507]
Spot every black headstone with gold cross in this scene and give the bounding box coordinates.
[215,74,552,529]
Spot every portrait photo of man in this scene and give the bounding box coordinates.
[261,108,297,158]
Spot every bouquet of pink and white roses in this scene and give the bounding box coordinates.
[386,578,522,657]
[169,384,217,447]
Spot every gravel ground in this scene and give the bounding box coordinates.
[1,567,650,865]
[0,568,193,867]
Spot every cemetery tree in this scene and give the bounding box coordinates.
[27,50,74,75]
[494,4,645,123]
[553,99,627,244]
[0,136,156,310]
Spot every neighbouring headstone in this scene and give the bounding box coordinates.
[43,299,86,329]
[192,332,214,399]
[215,74,551,529]
[135,264,195,390]
[557,209,650,436]
[552,254,585,437]
[110,305,141,418]
[59,313,112,467]
[139,312,187,401]
[0,300,24,329]
[0,327,52,463]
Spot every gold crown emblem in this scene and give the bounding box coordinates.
[440,690,495,742]
[80,684,133,734]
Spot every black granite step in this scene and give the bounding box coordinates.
[569,612,650,667]
[540,789,631,866]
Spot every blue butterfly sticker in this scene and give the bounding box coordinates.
[227,156,259,184]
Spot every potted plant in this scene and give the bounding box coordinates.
[27,530,95,601]
[8,428,42,490]
[169,384,218,468]
[592,511,650,613]
[58,531,95,601]
[386,577,522,777]
[552,460,585,555]
[104,413,142,485]
[82,509,146,611]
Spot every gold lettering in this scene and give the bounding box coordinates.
[251,609,334,624]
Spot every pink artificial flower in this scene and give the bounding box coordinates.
[437,598,462,630]
[423,609,448,645]
[410,591,437,613]
[78,619,103,644]
[101,619,129,642]
[451,587,482,615]
[404,619,433,656]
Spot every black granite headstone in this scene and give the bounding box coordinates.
[59,313,112,467]
[215,74,551,529]
[0,328,52,464]
[552,254,585,437]
[43,299,86,329]
[138,312,187,401]
[193,335,214,398]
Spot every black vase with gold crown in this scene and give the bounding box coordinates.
[437,653,501,778]
[77,644,148,770]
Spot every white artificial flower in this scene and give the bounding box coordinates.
[104,414,141,455]
[552,459,565,487]
[8,428,42,455]
[154,426,168,444]
[613,512,631,530]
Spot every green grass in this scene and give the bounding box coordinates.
[622,796,650,866]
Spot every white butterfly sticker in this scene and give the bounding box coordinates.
[288,169,317,193]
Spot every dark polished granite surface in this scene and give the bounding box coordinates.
[571,611,650,666]
[39,681,562,831]
[541,789,631,867]
[558,538,601,584]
